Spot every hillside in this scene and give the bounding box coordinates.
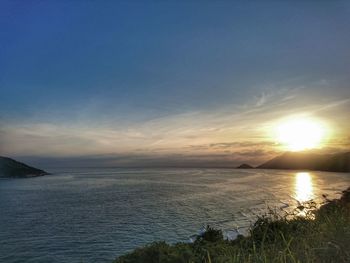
[258,151,350,172]
[0,156,48,178]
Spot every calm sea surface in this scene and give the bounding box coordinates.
[0,168,349,262]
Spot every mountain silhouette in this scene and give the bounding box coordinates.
[258,151,350,172]
[0,156,48,178]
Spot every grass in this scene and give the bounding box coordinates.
[114,188,350,263]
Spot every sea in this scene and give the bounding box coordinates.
[0,168,349,263]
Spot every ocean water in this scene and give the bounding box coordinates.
[0,168,349,263]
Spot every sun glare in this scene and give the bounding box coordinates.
[276,117,326,151]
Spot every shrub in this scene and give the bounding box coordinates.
[114,188,350,263]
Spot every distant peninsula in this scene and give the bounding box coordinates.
[0,156,48,178]
[257,151,350,173]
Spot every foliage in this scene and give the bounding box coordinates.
[114,188,350,263]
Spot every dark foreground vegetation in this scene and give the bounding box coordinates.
[114,188,350,263]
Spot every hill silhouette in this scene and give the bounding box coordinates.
[236,163,254,169]
[258,151,350,172]
[0,156,48,178]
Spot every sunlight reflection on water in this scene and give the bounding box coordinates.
[295,172,314,202]
[1,169,349,263]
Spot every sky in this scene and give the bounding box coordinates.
[1,1,350,168]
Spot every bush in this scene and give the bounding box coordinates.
[198,225,224,243]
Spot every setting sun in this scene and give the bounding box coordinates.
[276,117,327,151]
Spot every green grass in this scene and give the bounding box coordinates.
[114,188,350,263]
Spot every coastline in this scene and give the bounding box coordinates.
[114,187,350,263]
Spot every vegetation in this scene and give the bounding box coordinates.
[114,188,350,263]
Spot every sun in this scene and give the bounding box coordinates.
[275,117,327,151]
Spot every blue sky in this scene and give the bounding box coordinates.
[1,1,350,167]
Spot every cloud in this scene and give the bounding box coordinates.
[1,79,349,167]
[208,141,276,149]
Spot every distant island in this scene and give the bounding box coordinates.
[236,163,253,169]
[257,151,350,173]
[0,156,48,178]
